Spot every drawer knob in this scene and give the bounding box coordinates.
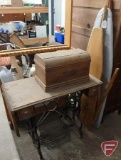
[24,111,29,114]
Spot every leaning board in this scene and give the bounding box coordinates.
[94,8,113,128]
[94,8,113,87]
[87,27,103,80]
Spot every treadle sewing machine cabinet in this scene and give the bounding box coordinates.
[0,1,102,159]
[2,75,102,159]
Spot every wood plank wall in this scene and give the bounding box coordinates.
[71,0,121,50]
[71,0,121,115]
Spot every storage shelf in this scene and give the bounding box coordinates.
[0,6,48,14]
[0,6,49,46]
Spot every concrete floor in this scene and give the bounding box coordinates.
[12,111,121,160]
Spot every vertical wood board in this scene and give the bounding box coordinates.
[65,0,73,47]
[72,7,99,28]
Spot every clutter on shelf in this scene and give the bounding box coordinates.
[22,0,43,6]
[55,25,65,44]
[0,19,47,40]
[24,20,47,38]
[0,21,26,34]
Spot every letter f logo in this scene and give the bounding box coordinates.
[101,140,118,156]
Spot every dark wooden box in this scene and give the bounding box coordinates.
[35,49,91,92]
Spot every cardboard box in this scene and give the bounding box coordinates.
[35,25,47,38]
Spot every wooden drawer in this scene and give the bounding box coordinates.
[88,86,99,96]
[16,107,35,120]
[16,96,67,121]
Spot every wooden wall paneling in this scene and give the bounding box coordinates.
[71,32,89,50]
[112,0,121,10]
[71,0,121,49]
[72,8,99,29]
[71,0,105,49]
[71,0,121,118]
[73,0,108,8]
[73,0,121,10]
[71,7,98,49]
[72,25,91,37]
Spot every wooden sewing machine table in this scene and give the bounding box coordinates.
[1,75,102,159]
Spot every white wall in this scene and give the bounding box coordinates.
[54,0,62,30]
[48,0,52,35]
[48,0,65,35]
[61,0,65,27]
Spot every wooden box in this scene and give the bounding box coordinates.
[35,49,91,92]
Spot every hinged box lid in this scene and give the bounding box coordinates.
[35,49,91,92]
[35,49,90,69]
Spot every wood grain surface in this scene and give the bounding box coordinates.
[87,28,103,80]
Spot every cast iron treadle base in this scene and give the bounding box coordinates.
[27,118,44,160]
[27,92,83,160]
[66,91,83,138]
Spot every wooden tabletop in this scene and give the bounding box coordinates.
[2,75,102,111]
